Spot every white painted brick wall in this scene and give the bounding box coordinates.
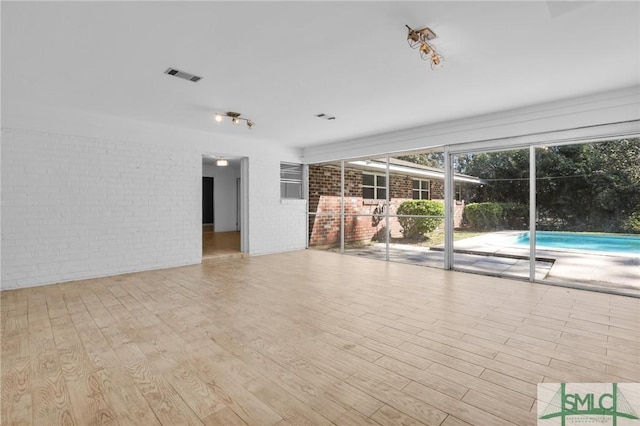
[248,156,307,255]
[1,128,202,289]
[1,126,309,289]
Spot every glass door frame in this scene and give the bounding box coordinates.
[307,132,638,296]
[446,137,638,293]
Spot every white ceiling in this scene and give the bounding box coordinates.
[2,1,639,149]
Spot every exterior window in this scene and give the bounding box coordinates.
[362,173,386,200]
[412,179,430,200]
[280,162,303,199]
[455,183,462,201]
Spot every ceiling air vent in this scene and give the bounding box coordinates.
[315,113,336,121]
[164,67,202,82]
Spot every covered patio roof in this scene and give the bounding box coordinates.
[347,158,486,185]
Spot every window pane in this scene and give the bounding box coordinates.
[282,182,302,199]
[377,189,386,200]
[363,174,374,186]
[377,175,386,186]
[281,163,302,179]
[453,148,531,280]
[280,162,303,199]
[413,180,420,189]
[413,191,420,200]
[293,183,302,198]
[363,187,374,199]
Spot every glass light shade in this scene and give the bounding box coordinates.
[214,114,223,122]
[215,159,229,167]
[430,53,444,70]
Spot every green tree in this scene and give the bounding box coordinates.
[583,139,640,231]
[459,139,640,232]
[397,152,444,168]
[461,149,530,205]
[393,140,639,233]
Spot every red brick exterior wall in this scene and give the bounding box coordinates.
[308,164,463,247]
[431,180,444,199]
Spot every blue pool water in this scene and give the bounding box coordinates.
[515,231,640,254]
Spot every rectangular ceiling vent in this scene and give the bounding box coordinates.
[164,67,202,82]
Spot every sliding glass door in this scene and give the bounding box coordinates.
[307,137,639,296]
[384,151,445,268]
[450,148,541,280]
[307,161,346,254]
[447,138,639,295]
[307,151,446,269]
[534,139,640,294]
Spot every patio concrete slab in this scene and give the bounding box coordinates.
[329,230,639,296]
[340,242,554,281]
[449,231,640,295]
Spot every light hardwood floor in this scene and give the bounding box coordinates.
[2,250,639,425]
[202,225,241,261]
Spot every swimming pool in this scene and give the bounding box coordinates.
[515,231,640,254]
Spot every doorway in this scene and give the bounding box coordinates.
[202,156,243,260]
[202,176,214,226]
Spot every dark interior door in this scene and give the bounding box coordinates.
[202,177,214,224]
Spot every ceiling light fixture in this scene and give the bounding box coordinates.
[214,112,255,129]
[215,158,229,167]
[406,25,445,70]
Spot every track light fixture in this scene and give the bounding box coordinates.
[213,112,255,129]
[406,25,444,70]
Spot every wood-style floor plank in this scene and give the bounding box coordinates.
[2,249,639,425]
[28,289,78,426]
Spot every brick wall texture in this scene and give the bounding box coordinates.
[308,164,463,247]
[1,128,203,289]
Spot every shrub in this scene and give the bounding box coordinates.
[464,202,503,230]
[397,200,444,239]
[624,210,640,233]
[499,202,529,229]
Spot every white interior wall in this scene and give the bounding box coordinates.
[1,103,306,290]
[202,162,241,232]
[3,86,637,290]
[247,156,308,255]
[1,128,202,289]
